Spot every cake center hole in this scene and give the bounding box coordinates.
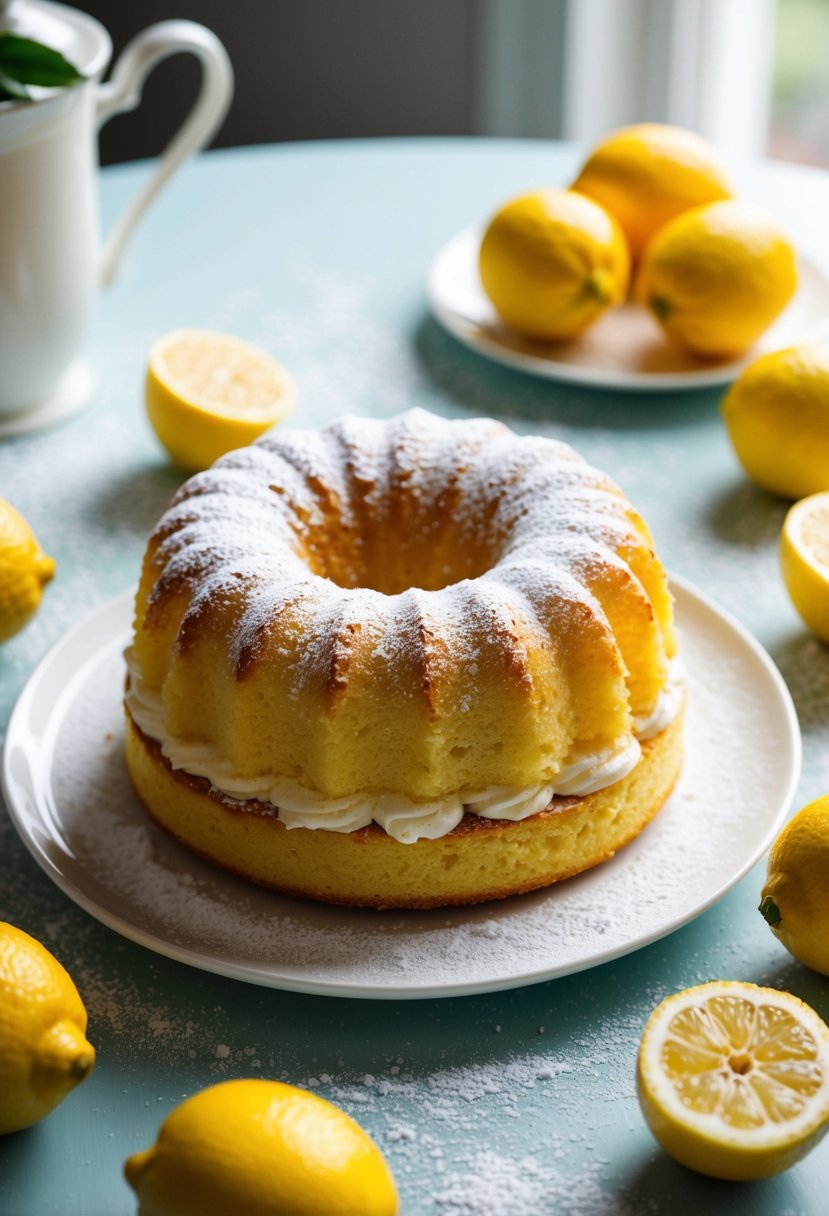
[296,515,503,595]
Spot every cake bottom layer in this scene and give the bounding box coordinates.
[124,709,683,910]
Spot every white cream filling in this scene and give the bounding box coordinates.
[124,649,682,845]
[633,657,684,740]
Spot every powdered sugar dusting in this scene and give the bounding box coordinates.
[140,408,666,711]
[433,1152,655,1216]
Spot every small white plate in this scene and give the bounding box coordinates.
[427,225,829,392]
[1,578,800,1000]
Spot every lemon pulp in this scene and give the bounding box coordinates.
[781,492,829,643]
[146,329,295,473]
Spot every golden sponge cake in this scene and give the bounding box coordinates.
[125,409,682,907]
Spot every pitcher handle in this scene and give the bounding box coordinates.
[95,20,234,287]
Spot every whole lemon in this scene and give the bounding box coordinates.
[636,200,798,358]
[572,123,733,260]
[124,1078,399,1216]
[478,188,629,341]
[0,500,55,643]
[0,921,95,1134]
[723,344,829,499]
[761,795,829,974]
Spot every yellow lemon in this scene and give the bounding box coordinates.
[637,980,829,1181]
[636,200,798,358]
[572,122,733,261]
[0,921,95,1135]
[723,344,829,500]
[146,329,295,474]
[478,188,629,341]
[761,795,829,972]
[124,1078,399,1216]
[0,500,55,644]
[780,493,829,642]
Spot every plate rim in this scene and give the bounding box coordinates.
[426,224,825,392]
[1,576,801,999]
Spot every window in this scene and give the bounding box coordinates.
[770,0,829,166]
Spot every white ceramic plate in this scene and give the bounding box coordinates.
[427,225,829,391]
[1,579,799,1000]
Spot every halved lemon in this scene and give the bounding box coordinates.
[637,981,829,1180]
[146,329,295,473]
[780,492,829,642]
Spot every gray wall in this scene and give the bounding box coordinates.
[85,0,483,164]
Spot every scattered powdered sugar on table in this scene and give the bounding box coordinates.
[257,265,428,425]
[0,871,657,1212]
[433,1153,655,1216]
[301,1054,576,1122]
[66,935,652,1213]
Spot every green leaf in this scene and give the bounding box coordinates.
[0,33,84,88]
[0,65,32,101]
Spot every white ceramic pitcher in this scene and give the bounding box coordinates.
[0,0,233,420]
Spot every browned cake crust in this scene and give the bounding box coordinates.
[124,707,683,910]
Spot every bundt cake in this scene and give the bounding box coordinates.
[124,408,683,908]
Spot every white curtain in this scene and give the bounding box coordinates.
[474,0,776,159]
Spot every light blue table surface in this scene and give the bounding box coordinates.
[2,137,829,1215]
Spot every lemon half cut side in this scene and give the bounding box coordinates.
[146,329,295,474]
[780,492,829,643]
[637,981,829,1181]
